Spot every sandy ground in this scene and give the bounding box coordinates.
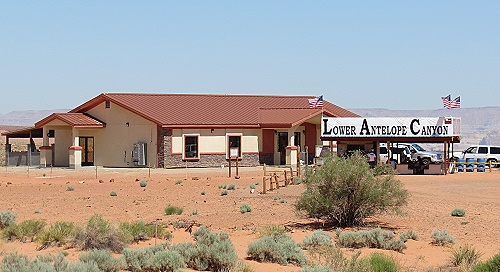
[1,165,500,271]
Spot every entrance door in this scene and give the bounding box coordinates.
[79,137,94,166]
[278,132,288,165]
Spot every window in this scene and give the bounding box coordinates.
[228,135,241,158]
[491,147,500,154]
[478,147,488,154]
[183,135,199,160]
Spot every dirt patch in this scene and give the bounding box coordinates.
[1,166,500,271]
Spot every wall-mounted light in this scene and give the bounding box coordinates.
[211,128,214,133]
[274,130,277,135]
[126,122,130,127]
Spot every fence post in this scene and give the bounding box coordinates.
[284,170,288,186]
[262,176,267,194]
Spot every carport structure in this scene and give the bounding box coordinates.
[321,117,461,174]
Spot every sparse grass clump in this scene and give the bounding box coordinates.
[72,214,125,253]
[227,183,236,190]
[301,230,333,250]
[175,180,183,185]
[336,227,407,252]
[67,185,75,191]
[246,232,308,266]
[119,221,168,243]
[164,204,183,215]
[221,190,228,196]
[201,191,206,195]
[431,229,455,246]
[0,210,17,229]
[3,219,47,242]
[36,221,76,249]
[249,183,257,189]
[258,224,287,237]
[239,204,252,213]
[451,208,466,217]
[450,244,482,270]
[367,253,399,272]
[139,180,147,187]
[218,184,227,189]
[110,191,117,196]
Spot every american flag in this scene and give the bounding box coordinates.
[308,95,323,109]
[441,94,451,109]
[449,96,461,108]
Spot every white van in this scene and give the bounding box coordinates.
[456,145,500,166]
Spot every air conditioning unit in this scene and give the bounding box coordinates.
[132,142,147,166]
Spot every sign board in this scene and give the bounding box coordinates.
[230,147,239,158]
[322,117,460,138]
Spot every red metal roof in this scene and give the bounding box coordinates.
[35,113,105,128]
[70,93,358,128]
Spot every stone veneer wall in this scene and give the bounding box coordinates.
[158,127,265,168]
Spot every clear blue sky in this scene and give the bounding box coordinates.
[1,1,498,113]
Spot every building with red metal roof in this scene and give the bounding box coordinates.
[13,93,359,168]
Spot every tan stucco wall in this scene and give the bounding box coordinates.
[171,128,262,156]
[54,127,71,166]
[83,101,158,167]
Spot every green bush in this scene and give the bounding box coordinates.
[302,230,333,249]
[247,232,308,266]
[431,229,455,246]
[66,261,101,272]
[221,189,228,196]
[450,244,482,269]
[367,253,398,272]
[473,253,500,272]
[175,180,183,185]
[164,204,183,215]
[239,204,252,213]
[295,152,408,227]
[227,183,236,190]
[3,219,46,242]
[79,249,126,272]
[0,210,17,229]
[249,183,257,189]
[36,221,76,249]
[110,191,117,196]
[336,228,407,252]
[72,214,125,252]
[119,221,168,243]
[67,185,75,191]
[399,231,419,242]
[168,225,238,271]
[201,191,206,195]
[1,253,68,272]
[451,208,466,217]
[139,180,148,187]
[123,244,185,272]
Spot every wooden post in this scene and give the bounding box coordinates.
[284,170,288,186]
[263,164,267,177]
[235,157,239,178]
[262,176,267,194]
[95,165,98,179]
[270,175,274,191]
[228,157,232,177]
[274,174,279,189]
[489,160,492,172]
[289,166,294,185]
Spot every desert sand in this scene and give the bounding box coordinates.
[1,165,500,271]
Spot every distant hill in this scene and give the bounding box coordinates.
[0,110,69,127]
[348,107,500,150]
[1,107,499,150]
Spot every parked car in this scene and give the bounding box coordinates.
[379,143,443,165]
[454,145,500,167]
